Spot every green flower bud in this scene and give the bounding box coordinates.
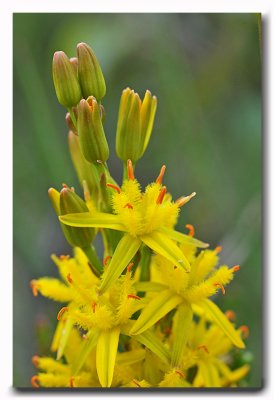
[77,97,109,163]
[115,88,157,163]
[68,131,101,202]
[48,186,95,248]
[77,42,106,100]
[52,51,82,108]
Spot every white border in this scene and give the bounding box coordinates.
[1,1,272,399]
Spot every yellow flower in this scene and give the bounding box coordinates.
[60,160,208,293]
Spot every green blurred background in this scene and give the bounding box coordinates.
[13,13,261,388]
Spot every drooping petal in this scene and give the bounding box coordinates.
[72,330,100,375]
[160,227,209,248]
[59,212,126,231]
[99,234,142,293]
[130,289,182,335]
[171,303,193,367]
[197,299,245,349]
[96,327,120,387]
[140,230,190,271]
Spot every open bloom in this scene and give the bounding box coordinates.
[60,160,208,293]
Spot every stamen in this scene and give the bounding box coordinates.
[197,345,209,354]
[69,377,75,388]
[31,375,40,388]
[103,255,112,267]
[62,183,68,188]
[175,370,186,379]
[67,273,73,284]
[57,307,69,321]
[155,165,166,185]
[123,203,133,209]
[92,302,97,313]
[215,245,222,254]
[32,355,39,367]
[176,192,196,207]
[239,325,249,338]
[232,265,240,272]
[185,224,195,237]
[225,310,236,321]
[214,283,226,295]
[82,334,88,340]
[30,280,39,297]
[127,159,135,180]
[106,183,121,194]
[133,379,141,387]
[156,186,167,204]
[127,262,134,272]
[60,255,70,260]
[128,294,141,300]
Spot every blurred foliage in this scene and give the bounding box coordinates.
[13,13,261,388]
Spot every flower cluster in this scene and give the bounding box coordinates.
[30,42,250,388]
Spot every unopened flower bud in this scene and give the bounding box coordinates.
[77,97,109,163]
[52,51,82,108]
[77,42,106,100]
[69,57,78,75]
[116,88,157,163]
[48,186,95,248]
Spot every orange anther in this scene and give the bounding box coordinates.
[57,307,69,321]
[60,255,70,260]
[92,302,97,313]
[176,192,196,207]
[127,262,134,272]
[62,183,69,188]
[30,280,39,297]
[214,283,226,295]
[69,377,75,388]
[185,224,195,237]
[32,355,39,367]
[197,345,209,354]
[155,165,166,185]
[127,159,135,180]
[225,310,236,321]
[232,265,240,272]
[106,183,121,194]
[133,379,141,387]
[31,375,40,388]
[67,273,73,284]
[128,294,141,300]
[215,246,222,254]
[239,325,249,338]
[82,334,88,340]
[103,255,112,267]
[123,203,133,209]
[156,186,167,204]
[175,370,186,379]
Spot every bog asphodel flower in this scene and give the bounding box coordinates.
[30,42,251,389]
[60,160,208,293]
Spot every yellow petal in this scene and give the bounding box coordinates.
[99,234,142,293]
[96,327,120,387]
[133,281,168,292]
[198,299,245,349]
[56,317,74,360]
[59,212,126,231]
[72,330,99,375]
[116,349,145,365]
[130,289,182,335]
[31,278,73,302]
[171,303,193,367]
[198,360,221,387]
[141,230,190,271]
[160,227,209,248]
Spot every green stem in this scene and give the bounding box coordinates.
[82,245,104,277]
[68,107,77,129]
[139,245,152,282]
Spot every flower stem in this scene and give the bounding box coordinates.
[68,107,77,129]
[82,245,104,277]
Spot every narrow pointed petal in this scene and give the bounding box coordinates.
[59,212,126,231]
[171,303,193,367]
[72,330,99,375]
[198,299,245,349]
[134,281,168,292]
[56,318,74,360]
[116,349,145,365]
[141,230,190,271]
[160,227,209,248]
[96,327,120,387]
[198,360,221,387]
[130,289,182,335]
[99,234,142,293]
